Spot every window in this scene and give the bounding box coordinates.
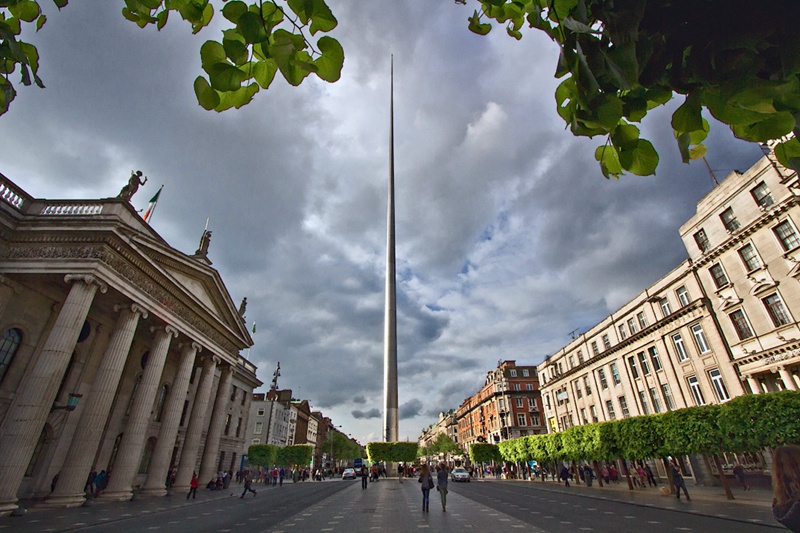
[638,351,651,375]
[691,324,711,353]
[694,229,710,252]
[531,414,541,426]
[708,369,731,402]
[180,400,189,426]
[606,400,616,420]
[580,408,588,425]
[230,385,237,401]
[720,207,740,232]
[637,311,648,329]
[591,341,599,356]
[568,356,575,369]
[618,396,630,418]
[672,332,689,361]
[251,438,261,445]
[255,421,263,434]
[154,384,169,422]
[751,181,775,208]
[257,407,266,416]
[739,243,762,271]
[557,362,563,374]
[638,391,650,415]
[598,368,608,389]
[729,309,755,340]
[509,369,517,377]
[513,383,520,391]
[687,376,706,406]
[499,398,505,410]
[590,405,599,422]
[774,220,800,251]
[126,374,142,416]
[583,376,592,395]
[0,328,22,384]
[648,346,662,371]
[709,263,730,289]
[526,383,533,390]
[517,413,527,426]
[677,286,690,307]
[628,356,639,379]
[516,398,523,407]
[602,334,611,349]
[522,369,530,377]
[577,350,584,364]
[224,414,232,435]
[627,318,637,334]
[610,363,621,385]
[575,379,583,399]
[764,293,792,327]
[661,384,676,410]
[619,324,628,340]
[649,387,663,413]
[660,298,672,317]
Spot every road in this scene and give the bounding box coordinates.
[0,477,782,532]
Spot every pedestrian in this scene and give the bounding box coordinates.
[437,462,449,512]
[583,463,593,486]
[601,465,610,484]
[241,472,257,498]
[85,470,97,496]
[187,472,198,499]
[670,462,690,501]
[418,464,434,512]
[398,463,405,483]
[94,470,107,497]
[645,464,657,486]
[280,467,285,486]
[560,465,570,487]
[610,465,618,483]
[361,465,368,490]
[733,463,749,491]
[636,464,647,488]
[772,445,800,532]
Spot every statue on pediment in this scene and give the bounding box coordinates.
[117,170,147,202]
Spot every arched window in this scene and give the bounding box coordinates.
[0,328,22,384]
[154,384,169,422]
[25,425,51,477]
[108,433,123,471]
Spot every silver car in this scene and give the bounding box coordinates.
[450,467,470,482]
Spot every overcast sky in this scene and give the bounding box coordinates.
[0,1,765,445]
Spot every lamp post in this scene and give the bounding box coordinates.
[51,393,82,412]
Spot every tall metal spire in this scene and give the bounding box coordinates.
[383,56,399,443]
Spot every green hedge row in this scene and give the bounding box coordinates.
[247,444,314,467]
[366,441,419,463]
[479,391,800,464]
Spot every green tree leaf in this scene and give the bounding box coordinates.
[313,35,343,82]
[194,75,220,110]
[618,139,658,176]
[9,1,41,23]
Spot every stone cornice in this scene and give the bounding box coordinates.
[4,240,243,356]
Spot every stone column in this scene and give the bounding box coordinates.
[198,364,233,482]
[0,274,106,515]
[99,325,177,501]
[45,304,148,508]
[778,366,798,391]
[140,341,201,496]
[173,355,218,491]
[744,374,761,394]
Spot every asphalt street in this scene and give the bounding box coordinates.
[0,477,784,533]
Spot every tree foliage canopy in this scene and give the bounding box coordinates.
[0,0,343,116]
[468,0,800,177]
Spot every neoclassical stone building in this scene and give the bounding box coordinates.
[538,144,799,484]
[0,173,260,514]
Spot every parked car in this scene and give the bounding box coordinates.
[450,467,470,482]
[342,468,357,480]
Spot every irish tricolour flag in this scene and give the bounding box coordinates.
[143,186,163,223]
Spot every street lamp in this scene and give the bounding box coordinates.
[51,393,82,412]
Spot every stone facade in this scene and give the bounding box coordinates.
[0,174,260,513]
[538,146,799,482]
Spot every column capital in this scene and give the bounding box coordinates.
[180,341,203,354]
[113,302,149,320]
[150,324,179,339]
[64,274,108,294]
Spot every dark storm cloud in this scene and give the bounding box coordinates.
[352,408,381,420]
[399,399,423,420]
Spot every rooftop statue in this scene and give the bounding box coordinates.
[117,170,147,202]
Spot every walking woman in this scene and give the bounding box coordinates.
[418,464,434,512]
[436,462,449,512]
[772,445,800,532]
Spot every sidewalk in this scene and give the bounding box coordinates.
[474,473,778,528]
